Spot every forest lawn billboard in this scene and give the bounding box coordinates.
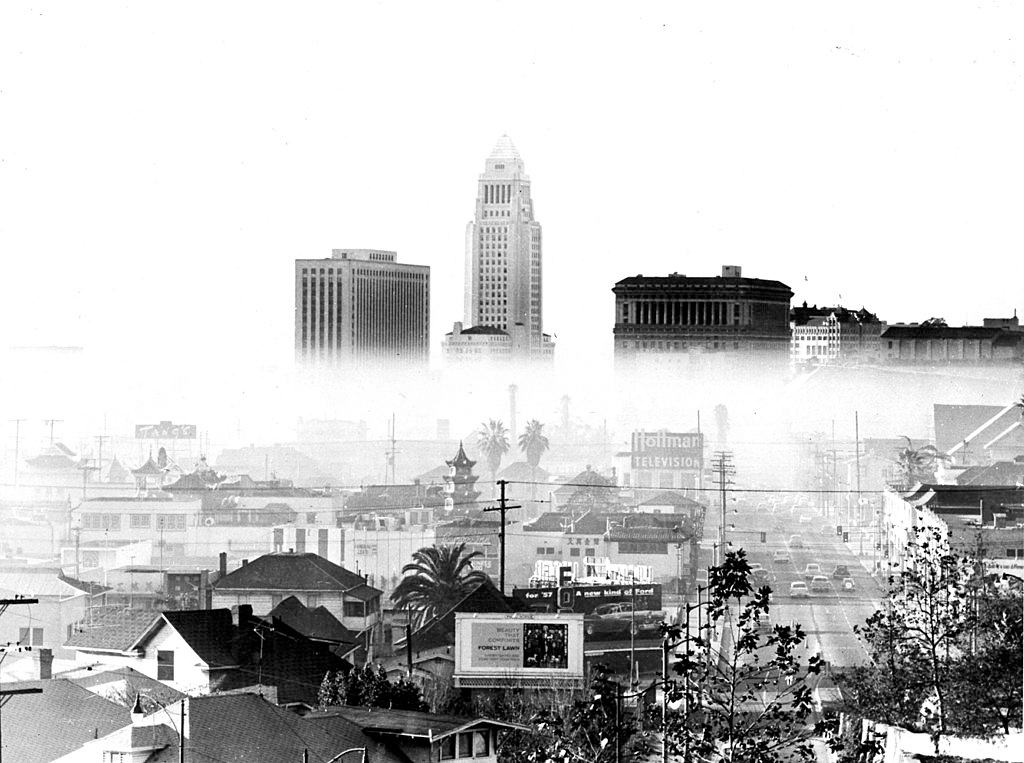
[454,613,585,687]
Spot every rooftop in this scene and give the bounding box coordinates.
[0,679,130,763]
[213,552,381,596]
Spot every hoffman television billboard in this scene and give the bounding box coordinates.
[631,430,703,471]
[454,612,585,688]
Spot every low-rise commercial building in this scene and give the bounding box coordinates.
[881,324,1024,364]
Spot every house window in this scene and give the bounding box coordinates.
[570,548,580,557]
[130,514,151,529]
[273,528,284,552]
[306,512,318,523]
[319,529,330,558]
[344,600,365,618]
[295,528,306,553]
[474,730,491,756]
[584,548,596,557]
[18,627,43,646]
[458,732,473,757]
[440,736,457,760]
[157,650,174,681]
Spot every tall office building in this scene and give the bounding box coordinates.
[294,249,429,367]
[462,136,553,362]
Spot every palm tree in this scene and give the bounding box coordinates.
[390,543,490,626]
[892,435,949,489]
[476,419,510,494]
[518,419,550,500]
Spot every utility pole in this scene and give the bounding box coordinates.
[94,435,110,481]
[79,461,99,503]
[0,596,44,763]
[854,411,862,525]
[831,419,838,524]
[482,480,521,594]
[696,410,704,494]
[709,452,735,566]
[180,700,185,763]
[43,418,62,445]
[385,413,399,486]
[8,420,25,489]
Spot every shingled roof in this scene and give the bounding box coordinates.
[213,552,380,595]
[268,595,357,644]
[0,679,130,763]
[84,693,406,763]
[65,608,160,652]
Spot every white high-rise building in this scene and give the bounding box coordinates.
[461,136,553,362]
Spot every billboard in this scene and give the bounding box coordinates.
[454,613,585,687]
[631,430,703,470]
[135,421,197,439]
[513,583,663,615]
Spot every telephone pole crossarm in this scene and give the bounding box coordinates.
[481,480,522,595]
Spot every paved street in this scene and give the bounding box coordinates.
[729,505,885,667]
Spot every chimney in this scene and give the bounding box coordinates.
[241,559,248,567]
[131,693,145,725]
[219,552,227,578]
[237,604,254,628]
[35,647,53,680]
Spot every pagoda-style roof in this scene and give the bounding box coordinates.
[446,442,476,470]
[132,455,164,476]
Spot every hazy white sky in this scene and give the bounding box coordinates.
[0,1,1020,377]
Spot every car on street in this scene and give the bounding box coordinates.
[832,565,850,579]
[749,562,763,571]
[803,563,822,580]
[789,535,805,548]
[772,550,790,563]
[751,568,772,586]
[789,581,809,598]
[809,575,831,593]
[584,603,665,638]
[840,577,856,592]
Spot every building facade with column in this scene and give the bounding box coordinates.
[463,136,554,362]
[612,266,793,366]
[294,249,430,367]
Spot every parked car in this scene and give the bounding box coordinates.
[789,535,805,548]
[749,562,763,571]
[789,581,809,598]
[831,565,850,579]
[840,577,856,592]
[773,550,790,563]
[584,603,665,638]
[803,563,822,580]
[751,568,772,586]
[809,575,831,593]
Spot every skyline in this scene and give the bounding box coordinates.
[0,2,1020,376]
